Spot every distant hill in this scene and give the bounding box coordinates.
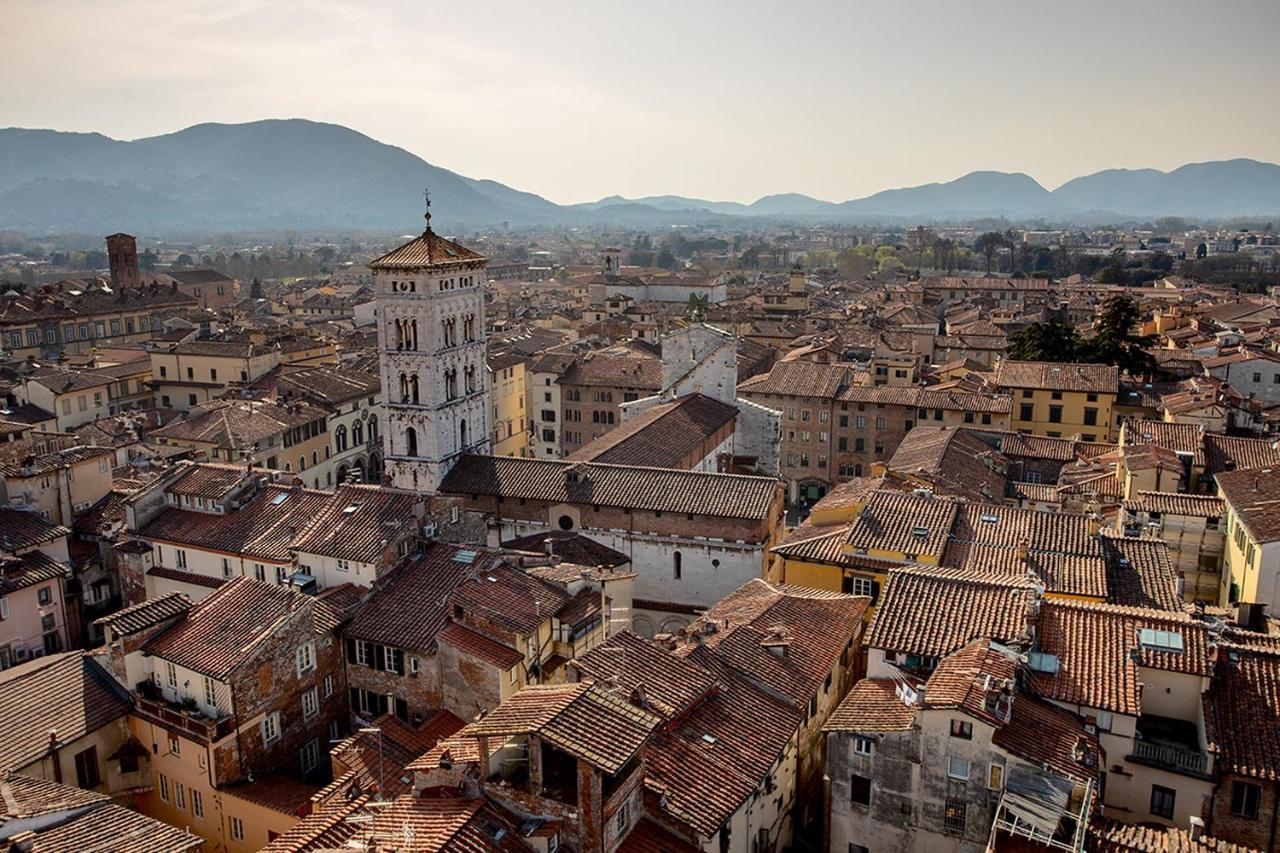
[0,119,1277,234]
[0,119,563,233]
[838,171,1065,219]
[1052,159,1280,218]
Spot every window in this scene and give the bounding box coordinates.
[615,800,629,834]
[74,745,100,788]
[988,763,1004,789]
[175,549,187,569]
[300,738,321,774]
[323,675,334,698]
[853,736,874,756]
[950,719,972,739]
[943,799,967,836]
[203,676,216,707]
[220,557,232,578]
[1231,781,1261,819]
[165,661,177,688]
[158,773,169,802]
[302,687,319,719]
[948,756,970,780]
[37,586,52,606]
[1048,405,1063,423]
[355,640,372,667]
[673,551,682,580]
[1150,785,1175,820]
[231,816,244,841]
[174,782,186,810]
[850,774,872,806]
[262,711,281,745]
[1083,407,1098,426]
[168,735,181,757]
[191,789,203,819]
[1020,403,1033,421]
[296,642,316,677]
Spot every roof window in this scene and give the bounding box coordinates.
[1137,628,1184,653]
[1027,652,1060,674]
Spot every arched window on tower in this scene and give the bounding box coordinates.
[410,375,420,404]
[368,416,378,443]
[411,319,419,351]
[405,427,418,457]
[673,551,682,580]
[393,319,403,350]
[399,373,409,403]
[460,419,468,450]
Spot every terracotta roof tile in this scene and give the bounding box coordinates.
[568,393,737,469]
[368,229,485,270]
[1203,646,1280,782]
[824,679,917,732]
[440,455,783,521]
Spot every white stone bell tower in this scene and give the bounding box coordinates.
[370,195,490,493]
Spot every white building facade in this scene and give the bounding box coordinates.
[370,214,492,493]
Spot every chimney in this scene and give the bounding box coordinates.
[1087,514,1100,537]
[47,729,62,783]
[1016,538,1030,561]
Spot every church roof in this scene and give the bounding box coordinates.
[368,228,485,270]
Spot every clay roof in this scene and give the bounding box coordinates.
[1203,646,1280,782]
[94,592,192,637]
[1205,433,1280,476]
[886,426,1005,503]
[0,508,68,552]
[500,530,629,568]
[567,393,737,469]
[140,484,333,563]
[867,568,1035,659]
[923,638,1017,723]
[843,491,959,559]
[440,455,782,521]
[1028,600,1209,716]
[824,678,917,732]
[289,484,420,564]
[343,543,498,650]
[22,799,203,851]
[1086,817,1261,852]
[259,795,367,853]
[682,579,868,708]
[143,577,339,679]
[436,622,523,669]
[462,681,662,774]
[1123,491,1225,518]
[994,360,1119,394]
[618,819,702,853]
[571,631,718,720]
[366,795,525,852]
[737,361,854,397]
[367,229,485,270]
[1217,466,1280,543]
[1000,433,1117,462]
[449,563,570,635]
[151,399,326,449]
[163,461,247,500]
[559,353,662,389]
[0,654,129,773]
[991,693,1100,785]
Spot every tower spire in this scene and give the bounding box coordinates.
[423,188,432,231]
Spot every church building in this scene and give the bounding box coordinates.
[370,205,491,492]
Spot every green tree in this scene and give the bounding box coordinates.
[655,248,676,269]
[974,232,1005,274]
[1007,321,1083,362]
[1097,262,1129,285]
[1082,294,1156,376]
[250,277,264,299]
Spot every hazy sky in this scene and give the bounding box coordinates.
[4,0,1278,204]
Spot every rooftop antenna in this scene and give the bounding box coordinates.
[423,188,432,231]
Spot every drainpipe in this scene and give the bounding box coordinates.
[47,730,61,783]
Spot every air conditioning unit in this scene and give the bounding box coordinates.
[13,646,28,662]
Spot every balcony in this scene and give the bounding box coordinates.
[1128,715,1208,777]
[132,691,237,745]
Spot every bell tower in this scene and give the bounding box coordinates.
[370,193,490,493]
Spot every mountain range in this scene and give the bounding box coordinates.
[1,119,1277,235]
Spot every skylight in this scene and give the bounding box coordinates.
[271,493,289,505]
[911,526,930,538]
[1137,628,1184,654]
[1027,652,1060,674]
[979,513,1000,524]
[453,550,477,564]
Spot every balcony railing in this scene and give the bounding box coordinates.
[1130,738,1207,775]
[132,694,238,744]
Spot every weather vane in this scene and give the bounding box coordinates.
[423,188,432,229]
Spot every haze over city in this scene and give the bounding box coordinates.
[5,0,1280,204]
